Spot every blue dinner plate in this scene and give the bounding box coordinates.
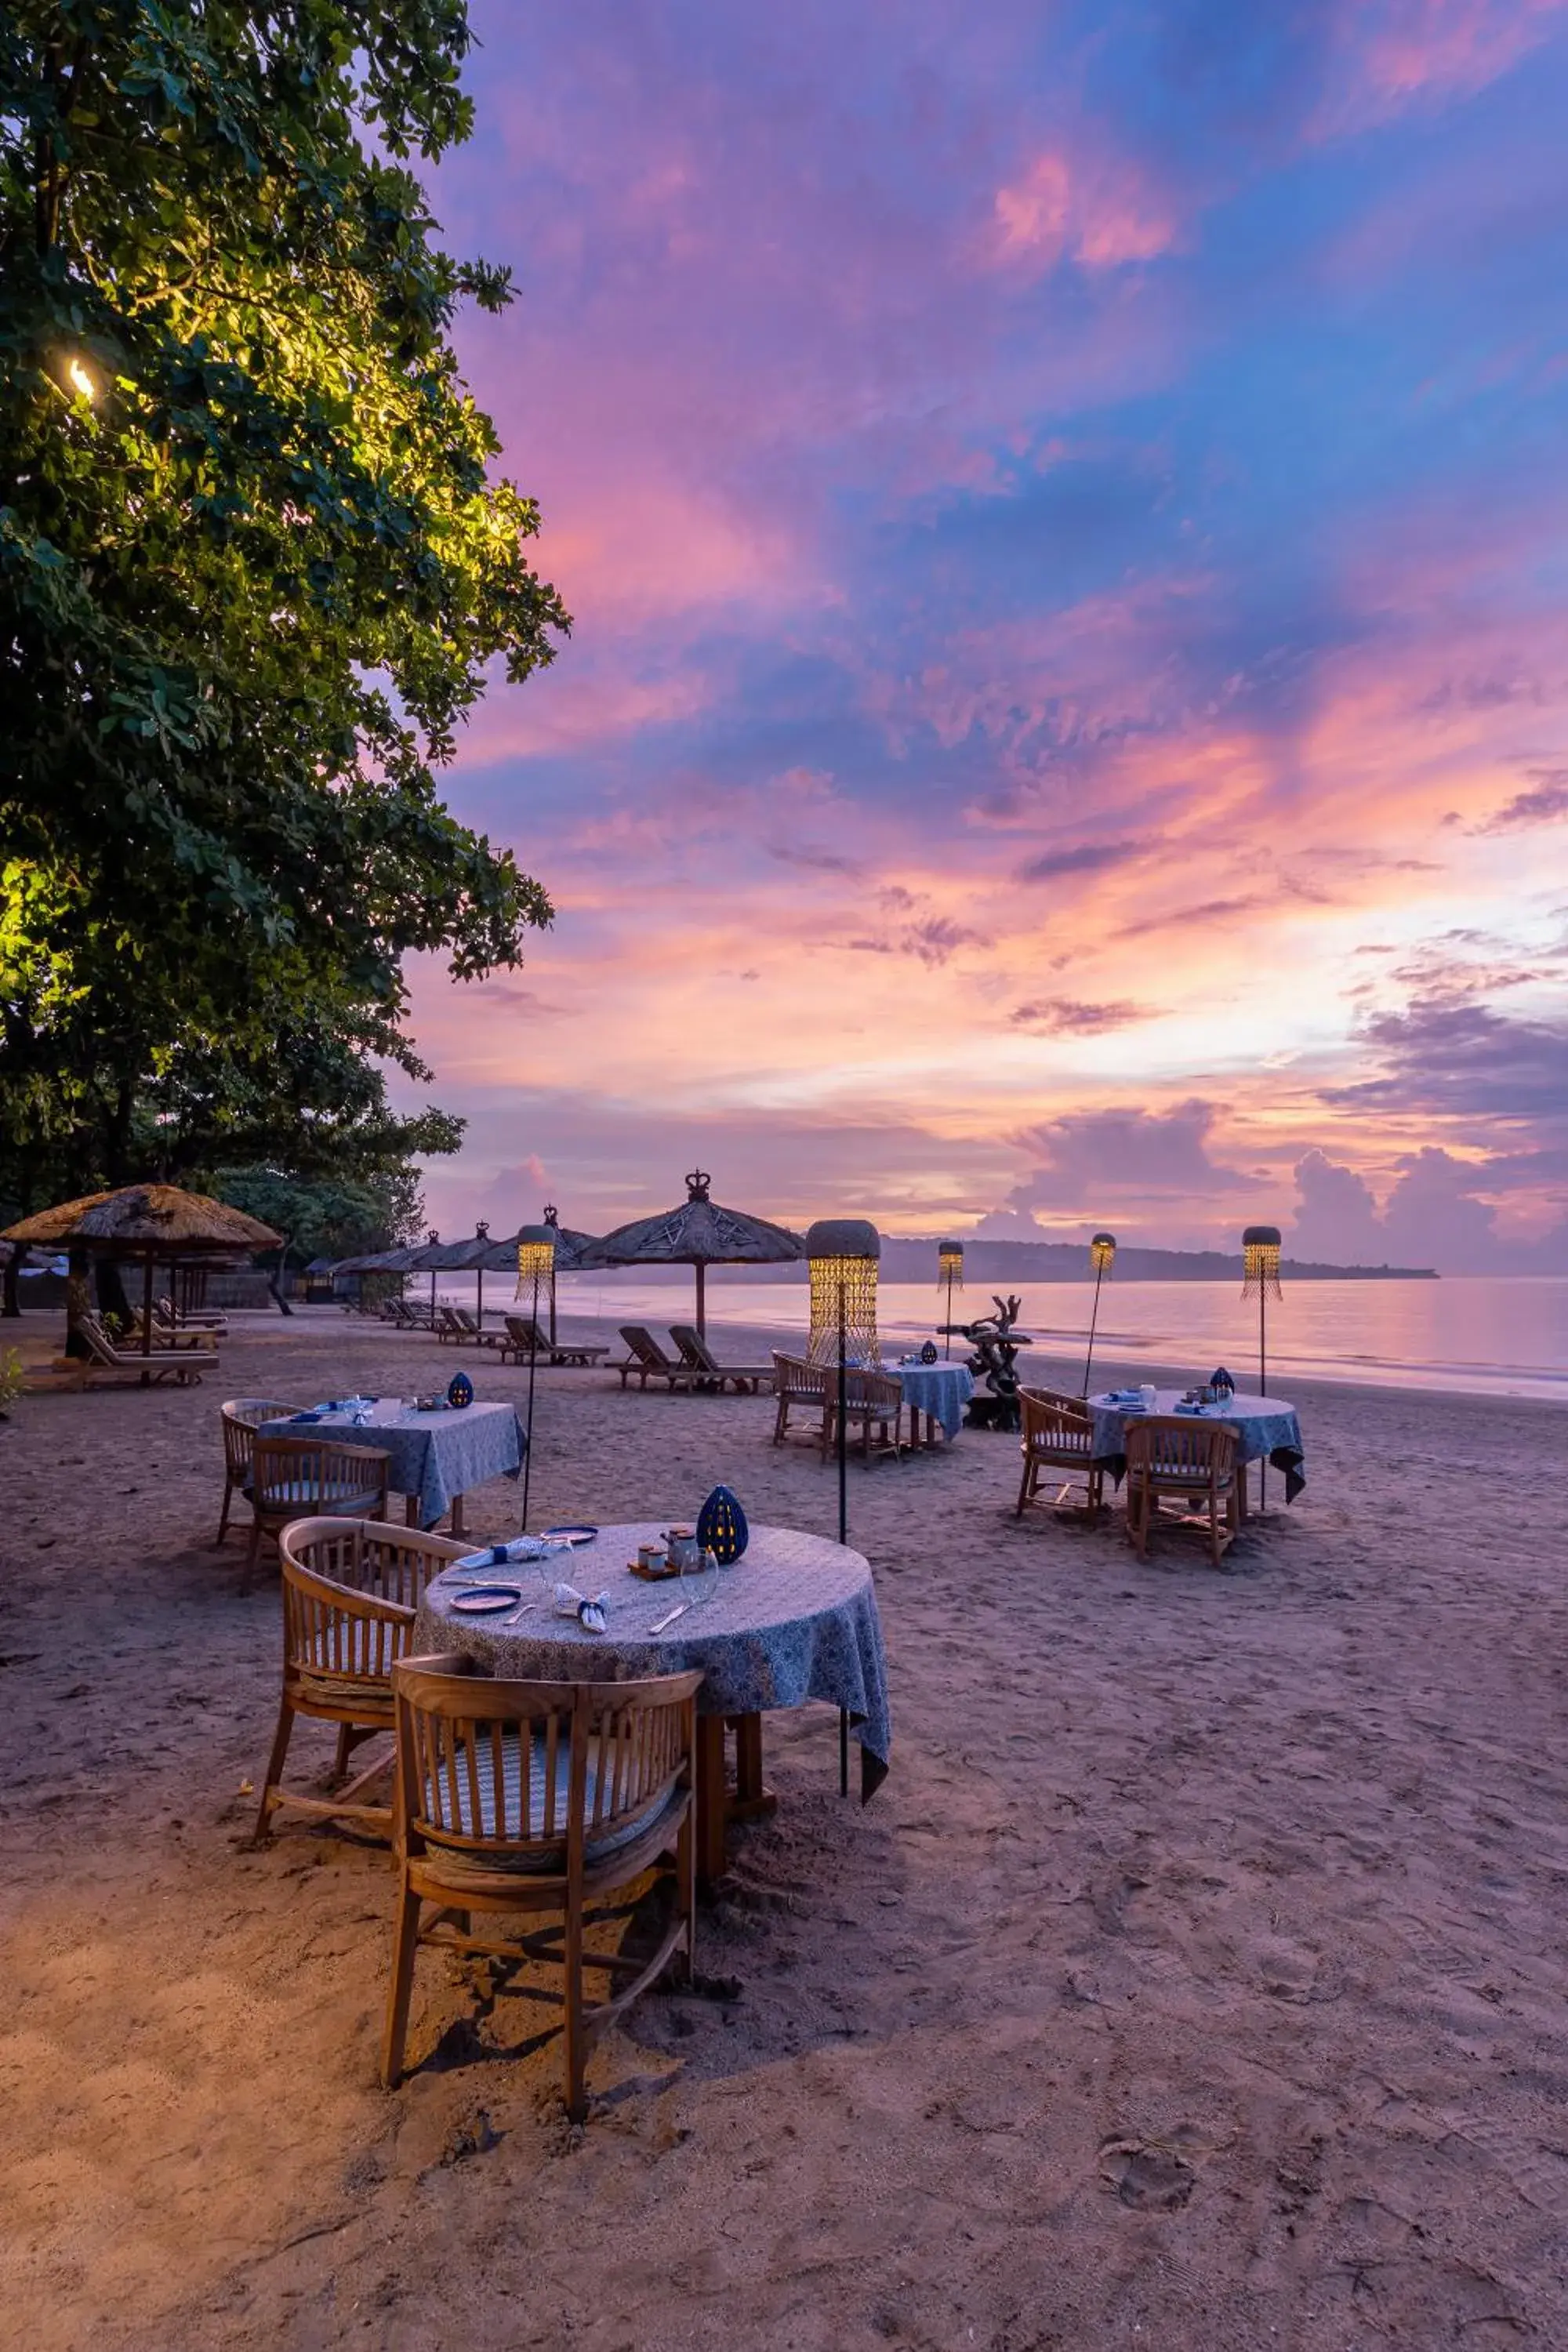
[448,1584,523,1613]
[542,1523,598,1546]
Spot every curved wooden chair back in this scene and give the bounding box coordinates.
[1125,1416,1237,1483]
[245,1432,390,1592]
[252,1519,470,1846]
[394,1657,702,1874]
[1123,1415,1239,1566]
[217,1398,301,1544]
[1017,1387,1105,1516]
[771,1350,829,1444]
[383,1654,704,2115]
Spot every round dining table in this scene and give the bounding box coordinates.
[412,1519,892,1883]
[1087,1388,1307,1506]
[888,1359,975,1446]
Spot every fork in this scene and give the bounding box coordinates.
[648,1602,689,1635]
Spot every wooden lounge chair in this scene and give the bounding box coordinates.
[614,1326,696,1389]
[67,1311,217,1385]
[217,1396,303,1544]
[1016,1388,1108,1517]
[500,1315,610,1368]
[668,1326,773,1394]
[434,1305,468,1345]
[244,1431,391,1591]
[155,1294,227,1334]
[771,1351,830,1446]
[1124,1417,1239,1568]
[381,1654,702,2122]
[252,1518,470,1846]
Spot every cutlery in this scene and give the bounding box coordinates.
[503,1600,538,1627]
[648,1602,689,1635]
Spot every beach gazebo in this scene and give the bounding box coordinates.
[2,1185,281,1375]
[575,1169,804,1338]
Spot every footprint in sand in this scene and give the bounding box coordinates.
[1098,2136,1197,2211]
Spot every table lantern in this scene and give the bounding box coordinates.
[446,1370,474,1410]
[1209,1366,1235,1398]
[920,1339,938,1366]
[1082,1231,1116,1397]
[697,1483,748,1564]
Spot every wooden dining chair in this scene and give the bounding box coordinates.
[1016,1388,1108,1517]
[244,1432,391,1591]
[217,1398,303,1544]
[829,1367,906,1464]
[252,1518,471,1845]
[1124,1417,1240,1568]
[771,1352,830,1446]
[382,1656,703,2122]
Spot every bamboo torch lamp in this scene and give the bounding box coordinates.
[515,1223,556,1530]
[937,1239,964,1359]
[807,1218,880,1801]
[1082,1231,1116,1396]
[1241,1224,1283,1512]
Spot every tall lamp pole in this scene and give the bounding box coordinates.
[806,1218,881,1798]
[1241,1225,1282,1514]
[515,1224,556,1531]
[937,1240,964,1359]
[1082,1231,1116,1396]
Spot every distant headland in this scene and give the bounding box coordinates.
[877,1238,1439,1283]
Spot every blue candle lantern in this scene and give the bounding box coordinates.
[696,1483,748,1564]
[445,1370,474,1410]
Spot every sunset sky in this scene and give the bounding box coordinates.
[399,0,1568,1272]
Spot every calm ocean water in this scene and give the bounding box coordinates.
[445,1272,1568,1404]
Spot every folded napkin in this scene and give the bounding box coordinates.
[553,1581,609,1634]
[1174,1401,1210,1416]
[455,1536,551,1571]
[1105,1388,1144,1405]
[281,1397,368,1425]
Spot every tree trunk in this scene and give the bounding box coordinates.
[1,1251,19,1319]
[267,1236,295,1316]
[64,1243,93,1357]
[95,1256,133,1327]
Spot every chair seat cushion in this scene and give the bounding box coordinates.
[261,1482,384,1514]
[294,1670,394,1715]
[418,1733,681,1875]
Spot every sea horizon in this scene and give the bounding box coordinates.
[436,1271,1568,1406]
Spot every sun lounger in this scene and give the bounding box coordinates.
[668,1325,774,1393]
[69,1312,217,1385]
[499,1315,610,1367]
[614,1326,698,1389]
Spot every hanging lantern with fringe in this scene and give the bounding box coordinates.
[937,1237,964,1361]
[806,1218,880,1370]
[1242,1225,1282,1301]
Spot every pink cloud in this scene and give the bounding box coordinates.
[1316,0,1567,134]
[989,146,1178,275]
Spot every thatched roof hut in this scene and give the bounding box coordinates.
[4,1183,281,1254]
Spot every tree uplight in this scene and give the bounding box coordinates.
[64,356,96,401]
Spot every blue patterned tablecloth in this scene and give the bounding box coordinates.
[889,1361,975,1438]
[414,1519,891,1794]
[267,1398,527,1529]
[1088,1388,1306,1499]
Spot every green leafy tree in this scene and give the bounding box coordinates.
[0,4,568,1230]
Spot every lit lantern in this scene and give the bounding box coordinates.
[514,1224,557,1534]
[937,1238,964,1360]
[696,1483,748,1564]
[1081,1230,1116,1396]
[1241,1224,1283,1511]
[516,1223,556,1294]
[806,1218,880,1370]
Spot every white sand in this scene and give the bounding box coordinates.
[1,1304,1565,2350]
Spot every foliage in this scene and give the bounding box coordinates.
[0,1,569,1210]
[212,1162,424,1268]
[0,1342,23,1410]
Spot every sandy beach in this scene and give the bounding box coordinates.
[2,1303,1566,2351]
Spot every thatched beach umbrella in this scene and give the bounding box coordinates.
[2,1184,281,1376]
[575,1169,804,1338]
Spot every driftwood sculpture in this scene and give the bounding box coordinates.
[942,1293,1033,1432]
